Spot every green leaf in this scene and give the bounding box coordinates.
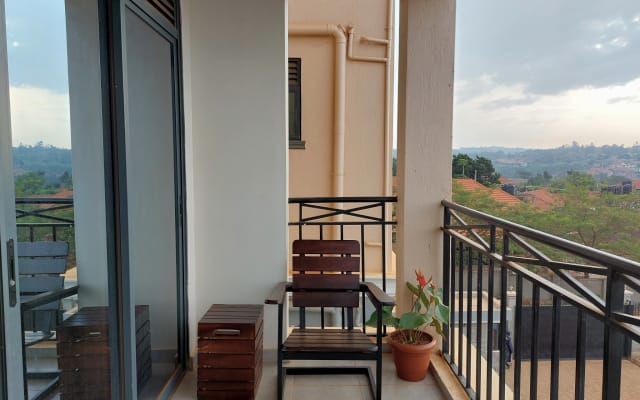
[435,304,450,324]
[420,291,431,310]
[398,312,428,330]
[432,319,443,336]
[406,282,420,297]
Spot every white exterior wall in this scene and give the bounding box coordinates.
[182,0,288,352]
[65,0,109,307]
[396,0,456,312]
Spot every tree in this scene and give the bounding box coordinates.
[452,154,500,186]
[15,171,48,196]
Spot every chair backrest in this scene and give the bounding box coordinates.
[18,241,69,332]
[292,240,361,327]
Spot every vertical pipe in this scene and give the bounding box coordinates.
[603,271,624,400]
[499,232,509,400]
[450,237,456,363]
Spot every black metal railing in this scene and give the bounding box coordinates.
[442,200,640,400]
[15,197,76,400]
[15,197,74,242]
[289,196,397,331]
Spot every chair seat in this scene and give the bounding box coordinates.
[283,328,378,353]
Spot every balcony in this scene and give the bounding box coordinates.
[16,196,639,399]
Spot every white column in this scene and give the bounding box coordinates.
[396,0,455,312]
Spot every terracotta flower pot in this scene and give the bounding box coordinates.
[387,329,437,381]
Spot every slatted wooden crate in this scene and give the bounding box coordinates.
[57,305,151,399]
[197,304,264,400]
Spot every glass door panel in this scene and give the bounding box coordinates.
[123,5,182,397]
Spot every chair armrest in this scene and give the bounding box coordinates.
[265,282,290,305]
[361,282,395,307]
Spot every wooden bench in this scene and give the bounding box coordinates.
[18,241,69,342]
[265,240,395,400]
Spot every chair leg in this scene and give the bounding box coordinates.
[376,350,382,400]
[277,355,283,400]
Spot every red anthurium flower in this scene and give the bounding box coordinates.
[415,270,427,287]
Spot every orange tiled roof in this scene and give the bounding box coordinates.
[521,188,561,210]
[633,179,640,190]
[454,178,521,205]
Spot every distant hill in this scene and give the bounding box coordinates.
[13,143,72,181]
[456,143,640,180]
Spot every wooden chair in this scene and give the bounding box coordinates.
[18,241,69,343]
[265,240,395,400]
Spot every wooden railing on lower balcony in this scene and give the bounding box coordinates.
[442,200,640,400]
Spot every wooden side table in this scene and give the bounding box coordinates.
[197,304,264,399]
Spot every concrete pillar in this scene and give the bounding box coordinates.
[396,0,455,312]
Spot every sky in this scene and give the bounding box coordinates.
[453,0,640,149]
[3,1,640,150]
[5,0,70,148]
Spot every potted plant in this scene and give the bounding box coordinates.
[366,270,450,381]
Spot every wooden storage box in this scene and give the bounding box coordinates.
[198,304,264,400]
[56,305,151,399]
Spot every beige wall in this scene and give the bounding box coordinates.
[288,0,392,198]
[288,0,394,276]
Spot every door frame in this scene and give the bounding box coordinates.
[105,0,188,398]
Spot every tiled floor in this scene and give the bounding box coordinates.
[172,353,447,399]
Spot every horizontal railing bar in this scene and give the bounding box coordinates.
[443,200,640,276]
[16,223,73,227]
[289,196,397,204]
[503,256,608,275]
[299,206,384,223]
[288,221,396,226]
[444,224,492,230]
[15,198,74,205]
[611,311,640,327]
[21,285,79,311]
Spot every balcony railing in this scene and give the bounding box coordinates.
[289,196,396,331]
[442,200,640,399]
[15,197,74,242]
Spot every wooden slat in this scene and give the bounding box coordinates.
[293,240,360,255]
[293,255,360,272]
[292,292,359,308]
[18,258,67,274]
[19,276,63,294]
[293,274,359,290]
[18,241,69,257]
[283,328,377,353]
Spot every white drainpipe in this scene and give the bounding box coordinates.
[344,0,395,196]
[289,24,346,199]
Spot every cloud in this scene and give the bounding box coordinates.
[456,1,640,97]
[9,85,71,149]
[453,77,640,149]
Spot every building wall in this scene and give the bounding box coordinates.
[288,0,394,276]
[182,0,288,352]
[288,0,392,198]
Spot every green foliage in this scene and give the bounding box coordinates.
[452,153,501,185]
[453,176,640,263]
[366,272,449,344]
